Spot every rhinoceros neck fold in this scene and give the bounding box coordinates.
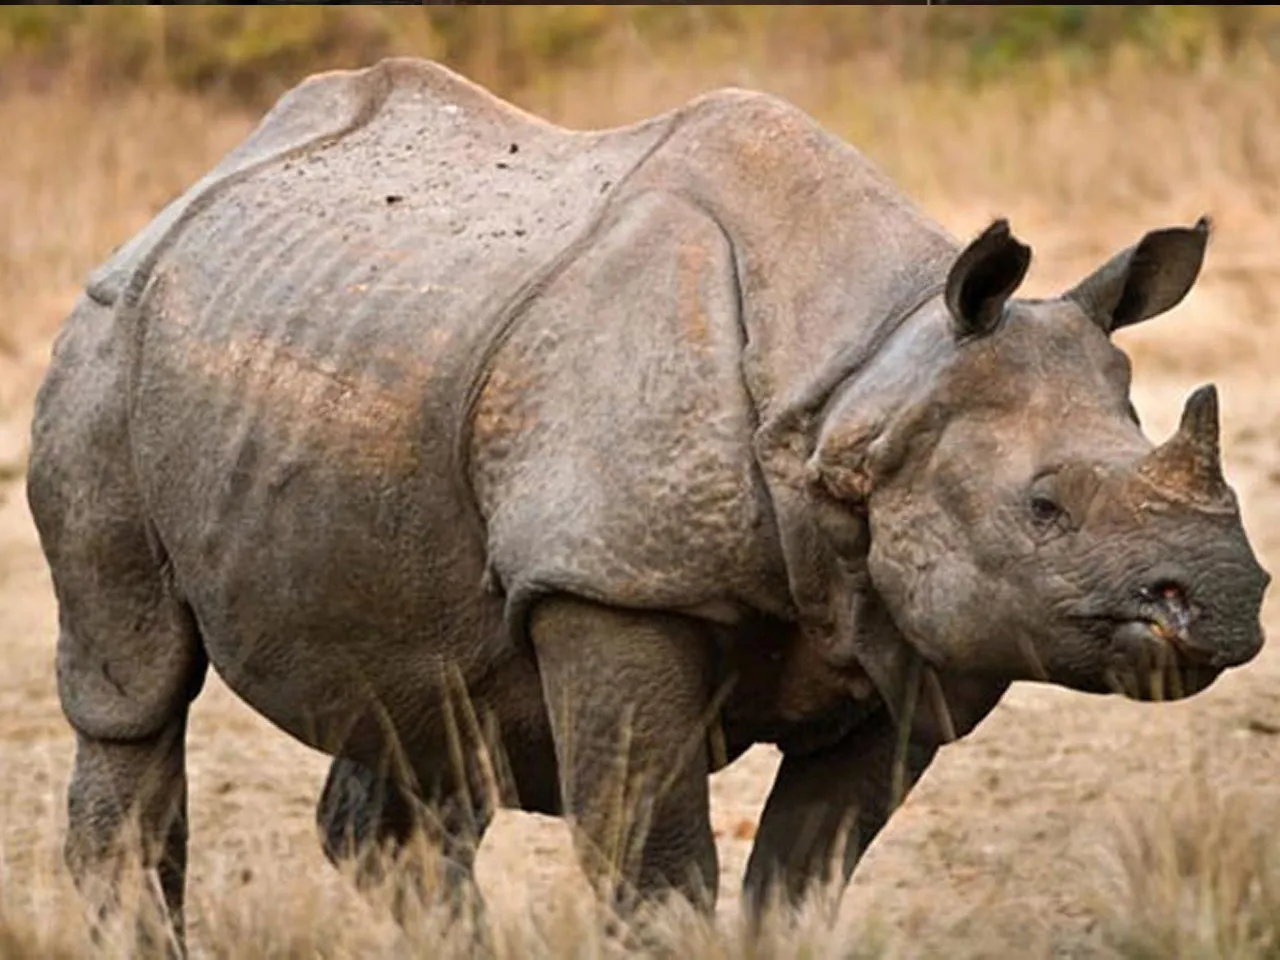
[642,96,959,429]
[618,89,960,471]
[609,90,966,717]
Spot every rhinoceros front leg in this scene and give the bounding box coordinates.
[530,596,719,914]
[742,711,935,920]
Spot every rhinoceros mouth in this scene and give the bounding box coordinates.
[1105,612,1221,702]
[1085,578,1225,700]
[1103,647,1220,702]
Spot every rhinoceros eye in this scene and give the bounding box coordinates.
[1029,494,1064,526]
[1027,473,1071,537]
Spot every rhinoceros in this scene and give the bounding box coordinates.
[27,58,1269,945]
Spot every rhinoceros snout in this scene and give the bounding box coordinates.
[1201,619,1266,671]
[1099,551,1267,701]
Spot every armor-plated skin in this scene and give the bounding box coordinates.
[27,59,1269,947]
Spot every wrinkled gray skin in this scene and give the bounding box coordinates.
[27,59,1270,950]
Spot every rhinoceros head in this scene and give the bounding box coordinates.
[811,217,1269,703]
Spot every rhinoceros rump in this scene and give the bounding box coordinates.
[27,58,1269,946]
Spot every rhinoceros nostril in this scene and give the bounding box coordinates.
[1140,579,1186,605]
[1137,579,1194,644]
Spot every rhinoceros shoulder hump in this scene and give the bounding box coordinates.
[83,57,566,309]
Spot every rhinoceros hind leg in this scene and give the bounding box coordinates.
[316,755,492,925]
[29,293,210,956]
[530,595,718,916]
[53,589,207,958]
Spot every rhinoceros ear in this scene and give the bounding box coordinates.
[1066,216,1210,334]
[945,218,1032,340]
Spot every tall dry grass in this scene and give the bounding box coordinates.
[0,85,250,418]
[0,843,887,960]
[1095,775,1280,960]
[2,39,1280,960]
[11,774,1280,959]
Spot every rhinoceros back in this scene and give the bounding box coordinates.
[86,64,398,308]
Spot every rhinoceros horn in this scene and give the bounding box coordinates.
[1138,384,1233,507]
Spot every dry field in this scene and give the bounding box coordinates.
[2,54,1280,958]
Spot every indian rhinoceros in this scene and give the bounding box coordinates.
[27,58,1270,946]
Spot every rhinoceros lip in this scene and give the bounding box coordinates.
[1104,654,1219,701]
[1106,616,1220,701]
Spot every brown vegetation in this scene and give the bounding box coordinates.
[2,7,1279,957]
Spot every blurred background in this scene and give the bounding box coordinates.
[2,4,1278,432]
[2,6,1278,407]
[2,9,1280,955]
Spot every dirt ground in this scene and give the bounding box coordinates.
[1,237,1278,958]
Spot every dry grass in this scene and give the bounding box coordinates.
[0,84,251,418]
[0,810,884,960]
[2,41,1280,960]
[16,778,1280,960]
[1096,775,1280,960]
